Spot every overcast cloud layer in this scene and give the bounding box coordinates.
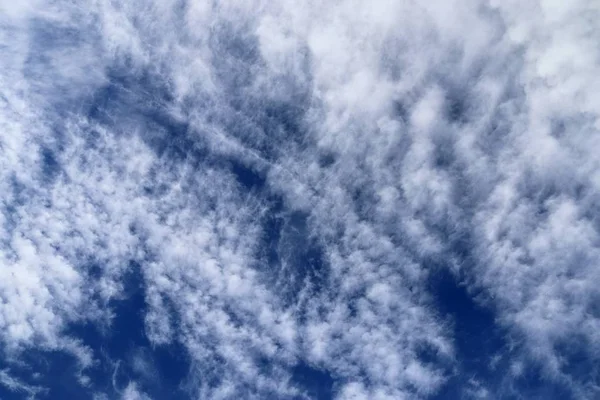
[1,1,599,399]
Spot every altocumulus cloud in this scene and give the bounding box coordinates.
[0,0,599,399]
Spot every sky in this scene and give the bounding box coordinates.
[0,0,599,399]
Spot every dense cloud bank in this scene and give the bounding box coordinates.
[1,1,599,399]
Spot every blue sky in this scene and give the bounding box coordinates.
[1,1,600,399]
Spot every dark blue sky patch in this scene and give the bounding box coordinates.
[392,99,411,123]
[228,158,268,191]
[509,361,576,400]
[0,349,93,400]
[79,24,315,183]
[428,267,508,399]
[85,73,134,125]
[205,94,312,166]
[446,91,468,125]
[290,361,335,400]
[551,335,600,397]
[317,151,337,169]
[428,266,587,400]
[151,343,191,394]
[260,99,312,147]
[84,64,218,174]
[0,261,193,400]
[439,77,475,126]
[92,263,190,399]
[431,133,457,170]
[249,355,323,400]
[104,262,148,352]
[141,113,206,165]
[0,380,43,400]
[39,147,61,184]
[86,65,171,124]
[349,176,378,221]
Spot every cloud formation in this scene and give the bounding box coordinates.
[1,0,599,399]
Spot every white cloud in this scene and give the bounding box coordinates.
[122,382,151,400]
[0,369,45,399]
